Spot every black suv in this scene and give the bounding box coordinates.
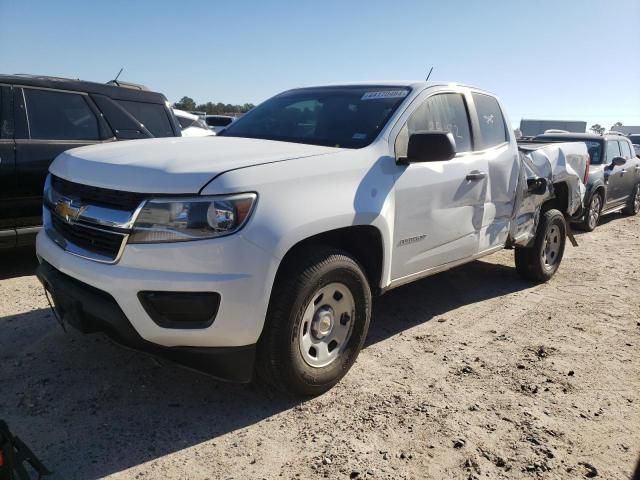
[535,132,640,231]
[0,75,181,248]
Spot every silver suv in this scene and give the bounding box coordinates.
[535,132,640,231]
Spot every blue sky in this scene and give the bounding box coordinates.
[2,0,639,129]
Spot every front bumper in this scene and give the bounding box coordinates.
[36,229,278,348]
[36,261,256,382]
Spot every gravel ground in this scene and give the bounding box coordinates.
[1,213,639,480]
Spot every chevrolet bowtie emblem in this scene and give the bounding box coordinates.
[55,198,86,223]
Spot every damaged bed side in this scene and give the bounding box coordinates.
[508,141,589,248]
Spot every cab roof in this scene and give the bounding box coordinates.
[290,80,493,95]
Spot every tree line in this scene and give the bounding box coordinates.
[590,122,624,135]
[173,96,254,115]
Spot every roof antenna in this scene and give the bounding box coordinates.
[113,67,124,86]
[425,66,434,81]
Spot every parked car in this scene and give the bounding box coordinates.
[628,134,640,156]
[0,74,181,248]
[532,132,640,231]
[173,109,214,137]
[204,114,235,133]
[35,82,587,395]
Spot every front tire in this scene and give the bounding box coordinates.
[622,183,640,216]
[515,209,567,282]
[257,248,371,396]
[579,192,602,231]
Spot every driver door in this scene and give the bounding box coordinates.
[391,90,487,280]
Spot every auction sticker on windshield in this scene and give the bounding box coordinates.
[361,90,409,100]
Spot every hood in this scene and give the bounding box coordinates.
[49,136,340,193]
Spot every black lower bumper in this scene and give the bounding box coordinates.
[35,261,256,383]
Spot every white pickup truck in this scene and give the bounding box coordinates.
[35,82,588,395]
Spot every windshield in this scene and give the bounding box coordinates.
[219,86,411,148]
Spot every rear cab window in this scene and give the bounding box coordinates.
[471,93,508,149]
[23,88,100,140]
[395,92,472,157]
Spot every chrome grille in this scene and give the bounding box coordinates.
[50,215,126,259]
[44,175,140,263]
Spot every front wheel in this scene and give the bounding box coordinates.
[257,248,371,396]
[622,184,640,216]
[579,192,602,231]
[515,209,567,282]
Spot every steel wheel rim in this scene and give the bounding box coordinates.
[541,225,561,270]
[589,195,601,229]
[634,188,640,212]
[299,282,355,368]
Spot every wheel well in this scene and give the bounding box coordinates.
[543,182,569,214]
[591,186,605,202]
[276,226,384,294]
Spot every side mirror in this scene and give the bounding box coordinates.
[402,132,457,164]
[611,156,626,167]
[527,177,548,195]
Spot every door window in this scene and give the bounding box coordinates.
[619,140,632,158]
[0,87,13,139]
[606,140,621,161]
[395,93,472,157]
[471,93,508,149]
[24,88,100,140]
[117,100,174,137]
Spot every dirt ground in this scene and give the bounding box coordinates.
[1,213,638,480]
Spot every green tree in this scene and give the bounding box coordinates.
[611,121,624,132]
[590,124,605,135]
[174,96,196,111]
[188,99,254,115]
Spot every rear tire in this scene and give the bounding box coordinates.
[257,247,371,396]
[622,184,640,216]
[578,192,602,231]
[515,209,567,282]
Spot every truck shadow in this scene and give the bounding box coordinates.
[0,247,39,280]
[366,258,529,347]
[0,258,530,479]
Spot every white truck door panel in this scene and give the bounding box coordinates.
[480,144,520,251]
[389,89,486,281]
[391,155,488,280]
[468,92,519,252]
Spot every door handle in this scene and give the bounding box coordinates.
[621,169,627,175]
[466,171,487,181]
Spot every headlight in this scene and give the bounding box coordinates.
[128,193,257,243]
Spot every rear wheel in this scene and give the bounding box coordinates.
[579,192,602,231]
[622,184,640,215]
[257,248,371,396]
[515,209,567,282]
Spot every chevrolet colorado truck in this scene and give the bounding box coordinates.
[35,82,588,395]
